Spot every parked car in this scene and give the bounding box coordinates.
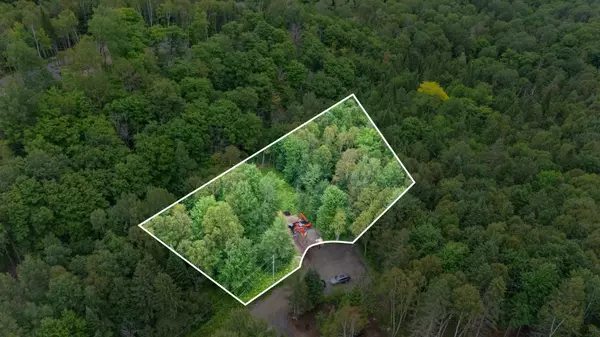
[329,274,351,285]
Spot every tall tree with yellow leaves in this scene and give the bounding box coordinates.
[418,81,449,101]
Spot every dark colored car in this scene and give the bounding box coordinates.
[329,274,351,285]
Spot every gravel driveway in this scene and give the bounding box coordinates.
[250,243,369,336]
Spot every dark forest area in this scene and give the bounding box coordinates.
[0,0,599,336]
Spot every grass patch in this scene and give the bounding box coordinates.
[258,164,298,214]
[238,256,300,302]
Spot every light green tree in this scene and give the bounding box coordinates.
[181,239,220,275]
[323,125,338,146]
[182,202,243,274]
[35,310,87,337]
[145,204,193,248]
[202,202,244,244]
[333,149,359,189]
[189,195,218,237]
[348,157,381,201]
[331,209,347,240]
[317,186,349,240]
[281,135,310,188]
[313,145,334,177]
[4,37,43,73]
[336,126,359,152]
[189,7,208,43]
[218,237,257,292]
[376,160,406,189]
[225,180,261,240]
[255,216,296,270]
[257,173,280,226]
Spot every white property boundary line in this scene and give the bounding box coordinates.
[137,93,416,306]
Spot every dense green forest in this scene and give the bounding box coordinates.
[0,0,599,336]
[145,163,300,302]
[144,97,408,301]
[267,97,409,241]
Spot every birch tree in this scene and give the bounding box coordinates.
[451,284,483,337]
[376,268,424,337]
[322,306,367,337]
[571,268,600,322]
[410,274,458,337]
[50,10,79,49]
[474,277,506,337]
[534,276,585,337]
[20,3,42,57]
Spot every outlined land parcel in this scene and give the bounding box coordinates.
[138,94,415,304]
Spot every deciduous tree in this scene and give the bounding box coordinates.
[35,310,87,337]
[331,209,347,240]
[321,306,367,337]
[376,268,424,337]
[534,276,585,337]
[255,216,296,271]
[189,195,217,238]
[218,237,257,292]
[316,185,349,240]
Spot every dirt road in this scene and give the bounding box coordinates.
[303,243,368,295]
[251,287,296,336]
[250,243,369,336]
[282,213,323,255]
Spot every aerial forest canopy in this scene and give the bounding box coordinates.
[145,164,301,301]
[0,0,599,336]
[267,98,409,241]
[143,97,409,301]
